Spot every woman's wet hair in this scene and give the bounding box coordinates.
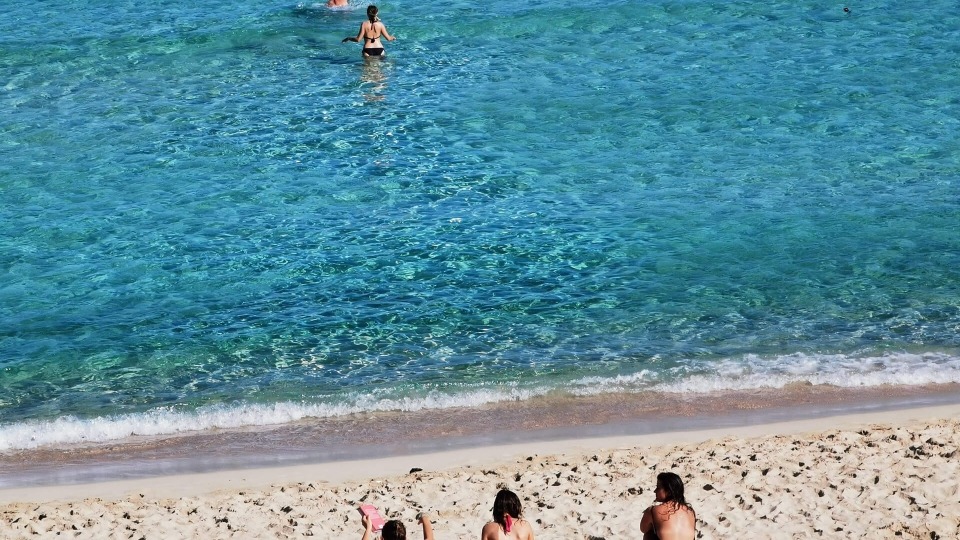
[657,472,692,508]
[367,5,379,22]
[492,489,523,530]
[381,519,406,540]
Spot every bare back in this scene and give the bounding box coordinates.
[645,502,695,540]
[355,20,393,50]
[362,21,382,46]
[481,518,534,540]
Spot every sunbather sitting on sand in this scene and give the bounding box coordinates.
[640,472,696,540]
[481,489,535,540]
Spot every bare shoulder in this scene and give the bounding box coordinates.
[654,502,695,519]
[651,503,672,517]
[517,517,535,533]
[480,521,499,540]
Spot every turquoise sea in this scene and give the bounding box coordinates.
[2,0,959,455]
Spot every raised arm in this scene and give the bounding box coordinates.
[360,514,374,540]
[418,513,435,540]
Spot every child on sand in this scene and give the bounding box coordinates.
[360,510,435,540]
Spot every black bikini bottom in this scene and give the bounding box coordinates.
[363,48,384,56]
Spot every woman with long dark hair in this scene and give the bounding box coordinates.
[481,489,535,540]
[342,5,396,58]
[640,472,696,540]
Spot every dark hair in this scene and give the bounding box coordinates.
[492,489,522,530]
[381,520,406,540]
[657,472,691,508]
[367,5,379,23]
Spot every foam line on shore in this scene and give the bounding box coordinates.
[2,401,959,505]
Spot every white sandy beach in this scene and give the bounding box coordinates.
[1,403,959,539]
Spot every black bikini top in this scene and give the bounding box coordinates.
[364,21,381,43]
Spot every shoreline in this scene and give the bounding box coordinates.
[1,403,958,539]
[2,383,959,501]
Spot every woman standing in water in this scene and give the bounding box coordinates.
[342,5,395,58]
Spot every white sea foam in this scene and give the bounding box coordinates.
[571,351,960,394]
[0,386,547,452]
[1,352,958,452]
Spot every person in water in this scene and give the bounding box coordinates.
[342,5,395,58]
[481,489,535,540]
[327,0,348,7]
[360,511,435,540]
[640,472,696,540]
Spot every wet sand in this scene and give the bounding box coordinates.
[2,383,958,489]
[1,395,959,538]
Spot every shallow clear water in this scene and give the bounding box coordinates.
[2,0,959,450]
